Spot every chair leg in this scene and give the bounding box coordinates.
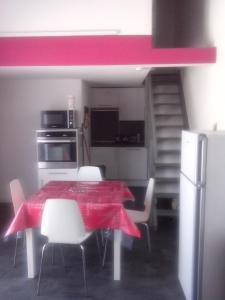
[95,231,102,261]
[102,237,109,267]
[13,234,19,267]
[51,244,55,265]
[37,243,48,296]
[100,229,105,246]
[59,245,65,267]
[80,245,87,294]
[142,223,151,253]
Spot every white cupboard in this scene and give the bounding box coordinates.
[91,87,145,120]
[119,88,145,120]
[90,147,148,184]
[38,168,78,188]
[91,88,119,107]
[118,147,147,180]
[90,147,118,179]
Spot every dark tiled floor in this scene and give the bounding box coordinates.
[0,218,185,300]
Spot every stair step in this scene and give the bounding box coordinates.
[156,124,183,128]
[156,122,184,127]
[155,162,180,167]
[157,209,178,217]
[152,74,180,84]
[153,85,179,94]
[157,149,180,154]
[155,182,179,193]
[156,177,179,183]
[154,113,182,116]
[154,105,182,115]
[154,102,181,106]
[154,93,180,101]
[157,137,181,141]
[155,192,179,198]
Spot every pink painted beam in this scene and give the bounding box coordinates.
[0,35,216,66]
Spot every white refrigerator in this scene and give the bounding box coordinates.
[178,130,225,300]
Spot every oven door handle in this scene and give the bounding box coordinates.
[37,139,76,143]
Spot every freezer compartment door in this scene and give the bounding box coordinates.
[178,173,198,300]
[181,131,203,185]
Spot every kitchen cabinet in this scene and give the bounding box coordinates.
[91,87,145,120]
[38,168,78,188]
[119,88,145,120]
[91,88,119,107]
[90,147,118,179]
[118,147,147,180]
[90,147,148,183]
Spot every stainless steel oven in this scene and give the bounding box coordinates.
[36,129,79,168]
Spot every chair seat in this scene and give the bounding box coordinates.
[48,231,93,244]
[126,209,149,224]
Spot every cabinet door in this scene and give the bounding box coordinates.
[38,168,78,188]
[118,148,147,180]
[90,147,118,179]
[119,88,145,120]
[91,88,119,107]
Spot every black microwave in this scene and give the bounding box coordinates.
[41,110,76,129]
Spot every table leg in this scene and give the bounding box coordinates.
[25,228,37,278]
[113,229,122,280]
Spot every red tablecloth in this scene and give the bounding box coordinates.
[5,180,140,238]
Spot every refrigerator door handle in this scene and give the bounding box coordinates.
[198,135,207,186]
[195,136,207,300]
[195,185,206,300]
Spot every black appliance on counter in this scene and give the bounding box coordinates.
[41,110,76,129]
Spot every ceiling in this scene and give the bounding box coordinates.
[0,65,154,87]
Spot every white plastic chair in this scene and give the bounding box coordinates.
[77,166,103,181]
[102,178,155,266]
[77,165,103,251]
[9,179,26,267]
[37,198,93,296]
[125,178,155,251]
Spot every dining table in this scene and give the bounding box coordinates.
[5,180,140,281]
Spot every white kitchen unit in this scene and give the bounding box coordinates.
[38,168,78,188]
[119,88,145,120]
[90,147,118,179]
[91,88,119,107]
[91,87,145,121]
[90,147,148,185]
[118,147,147,180]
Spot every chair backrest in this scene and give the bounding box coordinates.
[77,166,103,181]
[144,178,155,216]
[41,199,86,244]
[10,179,26,215]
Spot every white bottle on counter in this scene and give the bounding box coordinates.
[67,94,75,110]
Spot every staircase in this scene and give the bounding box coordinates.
[150,71,188,227]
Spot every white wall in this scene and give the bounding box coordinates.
[0,78,86,202]
[181,0,225,130]
[0,0,152,36]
